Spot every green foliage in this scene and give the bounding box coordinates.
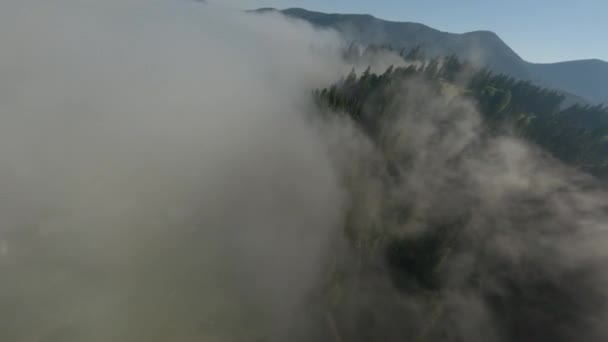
[402,44,425,61]
[314,46,608,340]
[316,47,608,178]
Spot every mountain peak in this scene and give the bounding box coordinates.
[266,7,608,104]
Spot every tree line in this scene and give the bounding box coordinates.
[317,45,608,178]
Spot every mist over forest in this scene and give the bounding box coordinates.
[1,1,607,341]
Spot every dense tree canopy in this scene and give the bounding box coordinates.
[317,47,608,178]
[311,47,608,342]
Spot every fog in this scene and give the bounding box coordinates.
[0,1,350,341]
[2,1,608,342]
[327,79,608,342]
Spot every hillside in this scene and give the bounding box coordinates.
[259,8,608,104]
[310,56,608,341]
[3,2,608,341]
[528,59,608,104]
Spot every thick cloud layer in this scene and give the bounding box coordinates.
[329,79,608,342]
[3,1,608,342]
[0,1,350,341]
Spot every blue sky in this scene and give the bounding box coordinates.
[218,0,608,63]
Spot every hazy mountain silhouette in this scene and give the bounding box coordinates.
[257,8,608,104]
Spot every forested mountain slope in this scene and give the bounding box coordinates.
[258,7,608,104]
[309,49,608,342]
[317,52,608,178]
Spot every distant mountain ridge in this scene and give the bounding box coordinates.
[256,8,608,104]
